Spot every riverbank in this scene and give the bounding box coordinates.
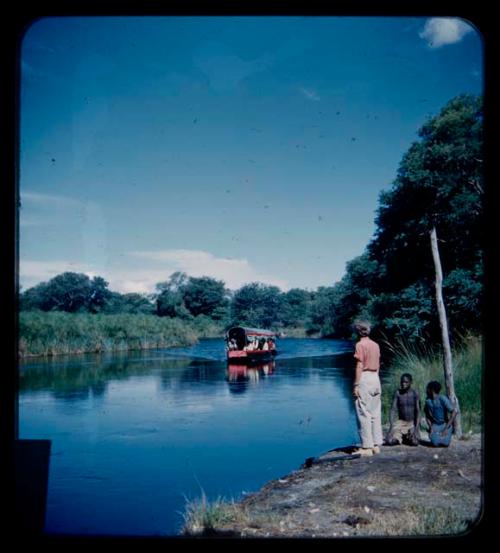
[18,310,318,358]
[18,311,224,358]
[182,433,482,538]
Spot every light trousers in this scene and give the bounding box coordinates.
[355,371,383,449]
[429,423,452,447]
[387,419,415,444]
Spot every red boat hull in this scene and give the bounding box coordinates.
[227,349,277,364]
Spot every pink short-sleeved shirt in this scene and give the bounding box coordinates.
[354,337,380,372]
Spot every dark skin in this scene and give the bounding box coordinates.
[425,386,457,438]
[387,376,421,443]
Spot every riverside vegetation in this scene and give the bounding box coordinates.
[177,94,485,537]
[18,311,221,358]
[19,94,483,359]
[181,334,482,537]
[18,93,485,537]
[381,334,482,434]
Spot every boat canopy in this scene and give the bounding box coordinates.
[226,327,277,350]
[226,326,277,340]
[226,327,278,358]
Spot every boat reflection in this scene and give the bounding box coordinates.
[226,360,276,393]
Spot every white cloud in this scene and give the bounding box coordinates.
[20,191,88,228]
[20,249,290,294]
[419,18,474,48]
[19,259,98,291]
[299,87,320,101]
[19,259,162,295]
[127,249,290,291]
[21,191,86,209]
[104,268,173,294]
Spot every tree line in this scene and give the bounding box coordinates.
[19,270,314,333]
[20,94,483,345]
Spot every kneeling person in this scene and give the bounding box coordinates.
[385,373,420,446]
[424,381,457,447]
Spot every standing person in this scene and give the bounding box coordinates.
[424,381,457,447]
[352,321,383,456]
[385,373,421,446]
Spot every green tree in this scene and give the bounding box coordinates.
[307,253,380,338]
[368,94,483,340]
[368,283,434,342]
[307,286,338,336]
[362,94,482,438]
[20,272,116,313]
[331,253,381,338]
[103,292,155,314]
[317,94,483,349]
[155,272,189,318]
[443,267,483,333]
[230,283,283,329]
[156,288,190,318]
[20,281,51,311]
[280,288,312,328]
[182,276,229,318]
[20,272,94,312]
[88,276,113,313]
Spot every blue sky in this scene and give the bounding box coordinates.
[19,16,483,294]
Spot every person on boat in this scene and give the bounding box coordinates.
[244,337,257,351]
[352,320,383,456]
[424,380,457,447]
[385,373,421,446]
[227,338,238,351]
[260,338,269,351]
[268,338,275,350]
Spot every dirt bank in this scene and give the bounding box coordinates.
[185,434,482,538]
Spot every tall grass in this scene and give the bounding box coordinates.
[18,311,225,358]
[381,334,483,433]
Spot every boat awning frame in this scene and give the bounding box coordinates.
[226,326,277,338]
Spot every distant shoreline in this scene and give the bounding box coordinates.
[18,311,321,359]
[18,332,323,360]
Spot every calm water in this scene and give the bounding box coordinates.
[19,338,360,536]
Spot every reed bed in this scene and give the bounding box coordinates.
[18,311,224,358]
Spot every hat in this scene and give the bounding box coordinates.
[354,320,371,334]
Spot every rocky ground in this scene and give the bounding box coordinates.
[184,433,483,539]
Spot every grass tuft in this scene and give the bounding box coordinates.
[181,491,241,535]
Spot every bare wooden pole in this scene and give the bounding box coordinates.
[430,226,462,438]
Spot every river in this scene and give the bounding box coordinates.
[19,337,360,536]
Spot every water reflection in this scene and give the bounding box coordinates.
[19,350,195,400]
[20,346,356,404]
[19,338,360,536]
[226,360,276,394]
